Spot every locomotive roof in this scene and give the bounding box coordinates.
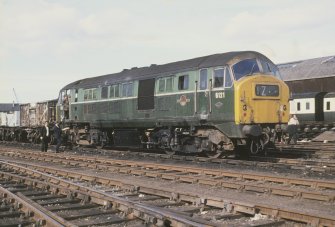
[278,55,335,81]
[61,51,273,90]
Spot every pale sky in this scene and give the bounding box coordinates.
[1,0,335,103]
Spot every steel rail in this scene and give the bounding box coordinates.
[0,159,334,226]
[0,186,65,227]
[2,141,335,171]
[0,160,217,227]
[1,150,335,202]
[15,150,334,190]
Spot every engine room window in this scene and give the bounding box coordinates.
[122,82,133,97]
[255,85,279,97]
[101,86,108,99]
[157,77,174,93]
[297,102,301,111]
[214,68,224,88]
[166,77,173,92]
[110,84,120,98]
[306,102,310,110]
[199,69,208,90]
[178,75,189,90]
[232,59,260,81]
[84,88,98,101]
[158,79,165,92]
[92,89,97,100]
[326,101,330,110]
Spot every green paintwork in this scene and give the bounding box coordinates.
[58,67,237,136]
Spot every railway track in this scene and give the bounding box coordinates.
[0,160,287,227]
[1,141,335,176]
[0,146,334,226]
[3,149,335,202]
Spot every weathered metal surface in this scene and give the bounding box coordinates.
[20,100,57,127]
[0,104,20,127]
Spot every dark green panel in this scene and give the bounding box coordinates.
[175,93,194,117]
[156,95,176,119]
[209,89,234,122]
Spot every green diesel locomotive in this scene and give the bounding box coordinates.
[57,51,289,157]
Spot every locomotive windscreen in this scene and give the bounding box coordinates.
[232,59,260,81]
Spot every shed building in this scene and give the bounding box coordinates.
[0,103,20,127]
[278,55,335,93]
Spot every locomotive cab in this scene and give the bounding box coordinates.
[231,57,289,154]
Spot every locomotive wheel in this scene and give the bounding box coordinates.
[250,139,264,155]
[96,141,105,149]
[205,150,223,158]
[164,149,176,155]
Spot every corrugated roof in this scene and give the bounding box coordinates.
[325,92,335,98]
[278,55,335,81]
[62,51,273,90]
[0,103,20,112]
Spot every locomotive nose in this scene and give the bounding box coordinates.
[234,75,289,124]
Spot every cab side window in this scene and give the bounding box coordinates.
[214,67,233,88]
[122,82,133,97]
[214,68,224,88]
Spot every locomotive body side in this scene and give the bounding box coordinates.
[57,51,289,156]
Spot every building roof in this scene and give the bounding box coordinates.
[325,92,335,98]
[0,103,20,112]
[278,55,335,81]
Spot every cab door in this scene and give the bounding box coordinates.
[210,67,234,121]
